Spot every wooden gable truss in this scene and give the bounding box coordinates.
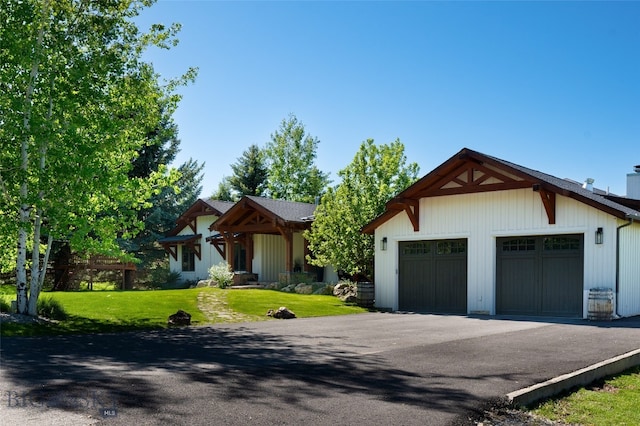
[211,197,312,276]
[363,149,562,234]
[159,234,202,261]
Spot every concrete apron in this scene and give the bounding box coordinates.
[507,348,640,407]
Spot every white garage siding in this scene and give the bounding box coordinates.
[618,221,640,317]
[374,188,620,316]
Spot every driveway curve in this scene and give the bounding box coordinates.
[1,313,639,425]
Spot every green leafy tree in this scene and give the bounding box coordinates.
[124,158,204,267]
[264,114,330,203]
[304,139,419,278]
[228,144,267,197]
[0,0,195,315]
[211,176,237,202]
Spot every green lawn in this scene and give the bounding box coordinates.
[227,288,367,317]
[531,366,640,426]
[1,286,368,336]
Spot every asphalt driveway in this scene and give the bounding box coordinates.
[1,313,639,425]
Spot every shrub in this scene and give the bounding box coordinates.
[37,296,68,320]
[0,297,11,313]
[209,262,234,288]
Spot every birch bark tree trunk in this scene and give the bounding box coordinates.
[16,1,47,314]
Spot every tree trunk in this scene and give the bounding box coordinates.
[16,1,47,316]
[16,227,29,314]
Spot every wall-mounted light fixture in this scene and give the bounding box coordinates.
[595,227,603,245]
[381,237,388,251]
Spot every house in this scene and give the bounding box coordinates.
[159,196,338,284]
[363,148,640,318]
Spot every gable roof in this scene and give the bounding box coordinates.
[211,195,316,234]
[168,198,235,236]
[363,147,640,234]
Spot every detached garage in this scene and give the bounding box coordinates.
[363,148,640,318]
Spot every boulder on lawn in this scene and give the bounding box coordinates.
[266,306,296,319]
[168,310,191,326]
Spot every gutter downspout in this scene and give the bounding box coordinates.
[615,218,634,317]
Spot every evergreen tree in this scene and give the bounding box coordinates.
[228,144,267,197]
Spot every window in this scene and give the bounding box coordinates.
[182,246,195,272]
[437,240,466,255]
[233,243,247,271]
[543,237,580,251]
[502,238,536,252]
[402,242,430,255]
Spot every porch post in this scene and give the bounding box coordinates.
[282,229,294,275]
[223,232,235,271]
[246,233,254,273]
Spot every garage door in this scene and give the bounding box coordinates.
[399,239,467,313]
[496,234,583,317]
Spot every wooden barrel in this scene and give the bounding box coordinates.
[356,282,375,308]
[587,288,613,321]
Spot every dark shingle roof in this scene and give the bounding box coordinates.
[245,196,316,223]
[483,151,640,220]
[202,198,235,215]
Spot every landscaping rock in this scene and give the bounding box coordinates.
[168,310,191,326]
[196,280,213,288]
[294,283,314,294]
[333,282,357,302]
[313,284,334,295]
[281,284,296,293]
[266,306,296,319]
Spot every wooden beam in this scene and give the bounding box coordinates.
[278,227,294,273]
[538,189,556,225]
[211,239,226,260]
[404,202,419,232]
[387,198,419,231]
[223,233,235,271]
[245,233,254,273]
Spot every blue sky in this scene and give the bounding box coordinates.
[136,1,639,197]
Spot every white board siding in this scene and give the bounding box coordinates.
[253,233,306,282]
[170,215,224,283]
[375,188,620,316]
[618,221,640,317]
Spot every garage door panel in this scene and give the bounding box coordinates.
[399,240,467,313]
[497,257,539,315]
[399,257,434,311]
[497,234,583,317]
[434,257,467,313]
[540,256,583,317]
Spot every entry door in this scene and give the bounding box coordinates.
[496,235,583,317]
[399,239,467,313]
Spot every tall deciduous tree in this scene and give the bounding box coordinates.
[0,0,194,315]
[264,114,330,203]
[228,144,267,197]
[304,139,419,278]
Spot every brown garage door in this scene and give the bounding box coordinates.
[496,234,583,317]
[399,239,467,313]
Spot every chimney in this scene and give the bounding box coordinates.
[627,165,640,200]
[582,178,594,192]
